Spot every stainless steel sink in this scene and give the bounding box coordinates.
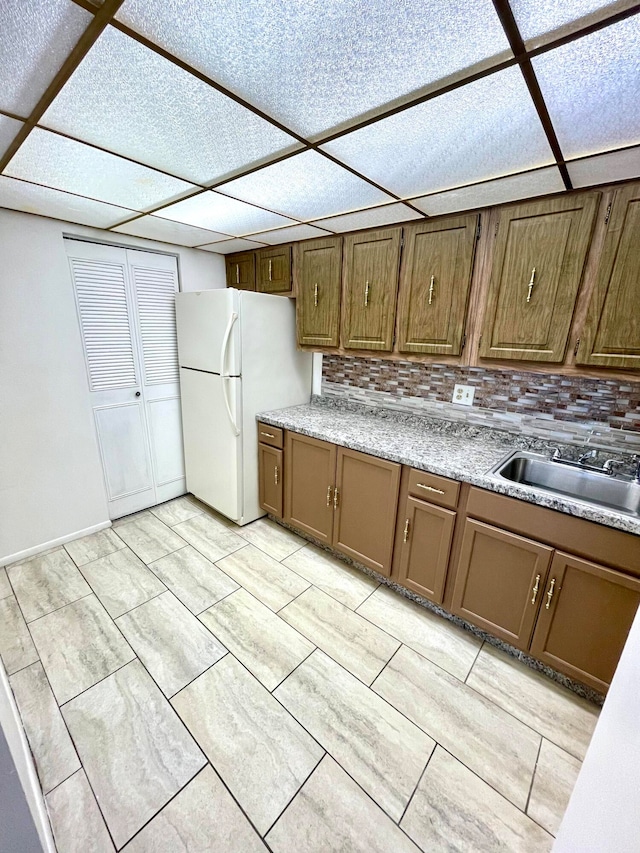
[489,451,640,518]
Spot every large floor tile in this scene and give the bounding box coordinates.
[0,595,39,675]
[116,591,227,697]
[149,496,202,527]
[172,514,246,563]
[215,545,310,612]
[172,655,323,835]
[280,586,400,685]
[63,660,205,849]
[79,548,166,619]
[122,766,267,853]
[528,739,581,836]
[148,546,238,614]
[283,545,378,609]
[401,747,553,852]
[357,585,482,680]
[46,769,115,853]
[0,566,11,598]
[29,595,135,705]
[200,588,314,691]
[64,528,125,567]
[112,510,151,528]
[7,545,64,567]
[9,662,80,793]
[373,644,540,810]
[466,644,600,760]
[7,549,91,622]
[274,650,434,821]
[237,518,305,561]
[115,514,187,564]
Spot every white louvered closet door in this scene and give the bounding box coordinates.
[66,240,184,519]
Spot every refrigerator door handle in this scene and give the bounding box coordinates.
[222,376,240,436]
[220,311,238,377]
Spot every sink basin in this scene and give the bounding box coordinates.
[489,451,640,518]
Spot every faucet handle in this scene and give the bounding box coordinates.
[550,447,563,461]
[603,459,624,475]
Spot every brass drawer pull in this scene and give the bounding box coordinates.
[333,487,340,510]
[428,275,435,306]
[531,574,541,605]
[235,263,240,284]
[326,486,332,507]
[260,431,275,438]
[269,259,273,281]
[403,518,410,543]
[526,267,536,303]
[416,483,445,495]
[364,280,370,307]
[545,577,556,609]
[314,282,319,307]
[274,466,279,486]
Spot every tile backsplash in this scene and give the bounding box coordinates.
[321,355,640,448]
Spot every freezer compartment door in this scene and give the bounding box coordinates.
[179,368,242,522]
[176,289,241,375]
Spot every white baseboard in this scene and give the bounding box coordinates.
[0,520,112,568]
[0,662,57,853]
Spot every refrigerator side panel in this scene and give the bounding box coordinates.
[176,289,240,374]
[179,368,242,522]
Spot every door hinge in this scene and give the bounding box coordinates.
[400,235,404,248]
[574,337,581,356]
[604,202,612,225]
[494,221,499,237]
[461,333,467,351]
[476,221,481,241]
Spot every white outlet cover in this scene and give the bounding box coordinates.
[453,384,475,406]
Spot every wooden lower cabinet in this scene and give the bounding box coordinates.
[258,444,283,518]
[530,552,640,693]
[397,496,455,603]
[451,519,553,651]
[283,432,336,544]
[333,448,400,576]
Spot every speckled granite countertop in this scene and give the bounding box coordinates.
[258,399,640,537]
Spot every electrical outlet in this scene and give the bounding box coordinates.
[453,384,475,406]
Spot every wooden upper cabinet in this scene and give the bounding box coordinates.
[479,194,599,362]
[296,237,342,347]
[284,431,336,544]
[576,183,640,369]
[256,246,292,294]
[342,228,402,351]
[397,214,478,356]
[530,552,640,693]
[225,252,256,290]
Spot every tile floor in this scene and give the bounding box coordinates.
[1,495,601,852]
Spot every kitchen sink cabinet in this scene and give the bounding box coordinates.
[258,444,283,518]
[256,245,292,294]
[225,252,256,290]
[295,237,343,347]
[576,182,640,370]
[479,194,599,363]
[396,496,456,603]
[397,214,478,356]
[283,432,337,544]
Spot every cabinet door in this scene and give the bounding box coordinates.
[296,237,342,347]
[397,497,456,603]
[257,246,292,293]
[333,447,400,576]
[479,194,599,362]
[576,183,640,369]
[258,444,283,518]
[226,252,256,290]
[397,214,478,356]
[451,519,553,651]
[530,552,640,693]
[342,228,402,351]
[284,432,336,543]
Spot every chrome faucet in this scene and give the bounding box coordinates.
[602,459,625,476]
[578,448,598,465]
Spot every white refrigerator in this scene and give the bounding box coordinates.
[176,289,312,525]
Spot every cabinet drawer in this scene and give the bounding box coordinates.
[408,469,460,509]
[257,423,283,448]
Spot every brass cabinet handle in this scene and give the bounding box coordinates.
[403,518,410,543]
[333,487,340,510]
[526,267,536,303]
[545,577,556,610]
[364,281,370,307]
[268,259,273,281]
[416,483,445,495]
[428,275,435,306]
[260,431,275,438]
[235,263,240,284]
[314,282,319,307]
[531,574,541,605]
[274,466,279,486]
[326,486,332,507]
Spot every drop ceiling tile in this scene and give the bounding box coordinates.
[111,215,231,247]
[246,224,333,244]
[411,168,565,216]
[5,128,197,211]
[0,176,135,229]
[0,115,23,158]
[322,67,555,199]
[0,0,91,115]
[41,26,301,185]
[312,203,423,233]
[533,16,640,159]
[567,146,640,187]
[217,151,393,221]
[196,238,268,254]
[510,0,637,49]
[158,192,296,236]
[117,0,511,138]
